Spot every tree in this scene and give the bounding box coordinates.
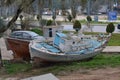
[46,20,53,26]
[71,0,77,20]
[19,15,24,30]
[61,0,66,16]
[0,0,16,34]
[86,15,92,22]
[86,15,92,32]
[37,0,45,28]
[0,19,6,36]
[106,23,115,34]
[73,20,81,32]
[91,0,100,14]
[67,14,72,22]
[80,0,87,11]
[61,0,68,22]
[1,0,35,34]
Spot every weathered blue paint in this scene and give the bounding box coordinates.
[53,33,67,46]
[29,32,109,62]
[35,42,60,53]
[35,43,42,48]
[53,35,60,46]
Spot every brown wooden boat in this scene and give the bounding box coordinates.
[5,30,45,61]
[5,37,31,61]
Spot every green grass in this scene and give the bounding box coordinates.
[31,28,43,36]
[83,32,120,46]
[38,54,120,75]
[3,62,32,74]
[79,20,119,25]
[1,32,120,76]
[2,54,120,75]
[63,31,120,46]
[108,33,120,46]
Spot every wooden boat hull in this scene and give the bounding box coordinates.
[5,38,30,61]
[29,33,109,62]
[29,45,103,62]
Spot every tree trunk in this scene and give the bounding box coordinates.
[0,48,3,68]
[87,22,92,32]
[5,0,35,32]
[38,0,45,29]
[7,4,23,29]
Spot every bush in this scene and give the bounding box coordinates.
[67,14,72,22]
[19,15,23,20]
[52,14,56,20]
[86,16,92,22]
[31,28,43,35]
[106,23,115,33]
[36,15,40,20]
[46,20,53,26]
[73,20,81,32]
[41,19,47,26]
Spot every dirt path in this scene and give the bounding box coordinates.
[57,67,120,80]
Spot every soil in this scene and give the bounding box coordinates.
[57,67,120,80]
[1,67,120,80]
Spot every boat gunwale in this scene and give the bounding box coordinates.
[30,41,103,56]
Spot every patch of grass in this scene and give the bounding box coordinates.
[1,32,120,76]
[117,17,120,20]
[2,54,120,75]
[31,28,43,36]
[83,32,120,46]
[108,33,120,46]
[29,54,120,75]
[4,62,32,74]
[83,32,102,35]
[79,20,119,25]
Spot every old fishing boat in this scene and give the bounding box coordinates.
[5,30,45,61]
[29,32,110,62]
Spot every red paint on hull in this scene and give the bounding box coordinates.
[5,38,30,61]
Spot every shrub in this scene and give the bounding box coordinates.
[67,14,72,22]
[52,14,56,20]
[36,15,40,20]
[86,16,92,22]
[41,19,47,26]
[73,20,81,32]
[31,28,43,35]
[106,23,115,33]
[46,20,53,26]
[19,15,23,20]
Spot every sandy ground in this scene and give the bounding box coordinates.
[57,67,120,80]
[0,38,13,60]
